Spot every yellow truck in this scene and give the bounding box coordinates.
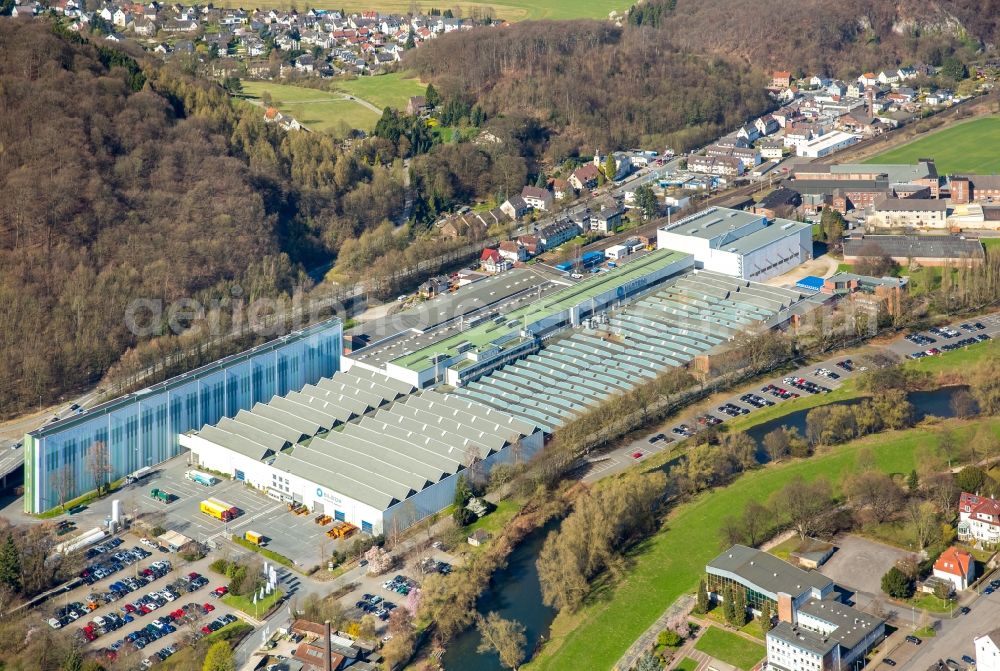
[244,530,266,546]
[200,498,238,521]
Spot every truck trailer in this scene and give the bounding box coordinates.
[244,531,265,546]
[199,499,238,521]
[150,488,172,504]
[186,470,219,487]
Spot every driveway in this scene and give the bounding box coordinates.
[820,535,910,600]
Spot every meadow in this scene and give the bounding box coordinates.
[865,117,1000,174]
[241,80,380,133]
[240,73,424,133]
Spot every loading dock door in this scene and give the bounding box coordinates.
[312,501,325,514]
[334,510,345,522]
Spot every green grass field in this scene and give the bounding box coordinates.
[694,627,766,670]
[527,427,941,671]
[675,658,700,671]
[335,72,425,110]
[241,80,380,133]
[222,589,284,617]
[865,117,1000,173]
[213,0,626,20]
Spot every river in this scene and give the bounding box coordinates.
[746,386,970,460]
[440,519,560,670]
[439,386,969,669]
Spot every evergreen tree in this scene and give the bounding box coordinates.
[425,82,441,108]
[404,30,415,50]
[470,104,485,126]
[695,579,709,614]
[907,469,920,494]
[535,172,547,188]
[722,584,735,625]
[759,599,773,631]
[734,587,748,626]
[603,153,617,181]
[0,535,21,592]
[453,475,471,506]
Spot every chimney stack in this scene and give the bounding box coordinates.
[325,620,333,671]
[866,88,874,119]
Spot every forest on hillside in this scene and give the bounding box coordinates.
[405,20,774,157]
[406,0,997,157]
[0,19,552,416]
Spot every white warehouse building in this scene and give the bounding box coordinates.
[656,207,812,281]
[180,367,542,535]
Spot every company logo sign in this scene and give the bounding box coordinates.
[315,487,343,505]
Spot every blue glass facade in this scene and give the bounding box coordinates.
[24,319,342,513]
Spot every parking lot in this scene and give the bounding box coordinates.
[126,457,348,570]
[820,535,910,601]
[43,534,249,668]
[580,312,1000,482]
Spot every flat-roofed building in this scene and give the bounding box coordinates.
[707,546,885,671]
[844,235,984,267]
[656,207,812,281]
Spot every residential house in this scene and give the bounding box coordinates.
[517,234,543,256]
[163,18,197,31]
[295,54,316,71]
[569,164,600,191]
[975,629,1000,671]
[497,240,527,263]
[113,7,130,26]
[759,140,784,160]
[959,491,1000,547]
[736,124,761,142]
[846,81,866,99]
[715,135,751,149]
[688,155,743,177]
[590,203,624,235]
[537,219,581,250]
[521,186,554,211]
[754,115,780,137]
[926,90,953,106]
[877,70,900,86]
[858,72,879,87]
[500,195,530,221]
[771,70,792,88]
[783,123,817,149]
[932,547,976,592]
[550,178,571,200]
[897,67,918,81]
[482,250,512,274]
[418,275,451,298]
[809,75,830,89]
[133,17,157,35]
[827,81,847,97]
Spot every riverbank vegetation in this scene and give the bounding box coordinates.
[528,340,1000,671]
